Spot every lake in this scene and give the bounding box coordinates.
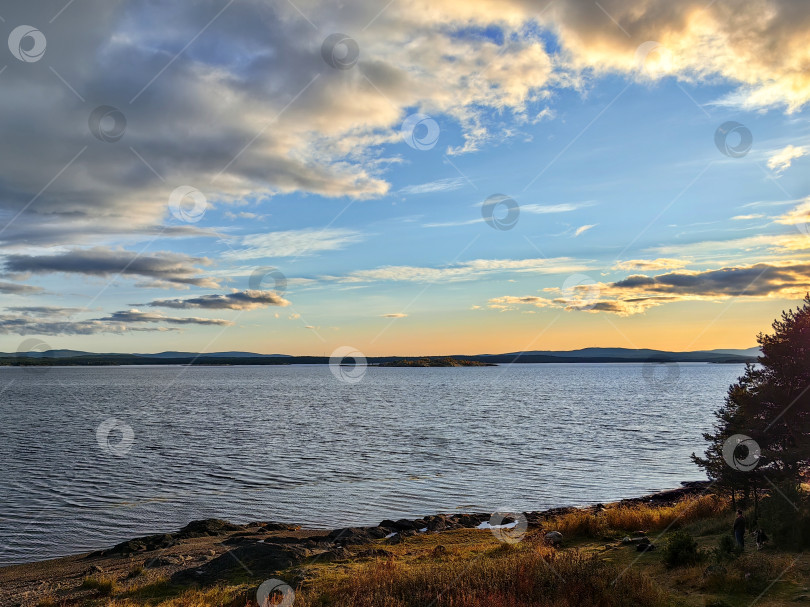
[0,362,743,565]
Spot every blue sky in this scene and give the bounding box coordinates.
[1,0,809,355]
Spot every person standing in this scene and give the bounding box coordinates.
[733,509,746,550]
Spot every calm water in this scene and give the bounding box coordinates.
[0,363,743,565]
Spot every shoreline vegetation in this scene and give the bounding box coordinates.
[4,481,809,606]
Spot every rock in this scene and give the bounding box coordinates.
[172,542,308,585]
[425,515,448,532]
[104,533,175,555]
[636,542,656,552]
[311,547,351,562]
[377,518,420,535]
[384,533,403,545]
[621,536,633,544]
[176,519,241,538]
[145,555,183,568]
[453,514,488,528]
[544,531,563,547]
[327,527,375,545]
[379,518,424,532]
[91,565,104,573]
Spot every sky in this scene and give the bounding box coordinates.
[0,0,809,356]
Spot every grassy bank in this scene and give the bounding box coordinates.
[36,493,808,607]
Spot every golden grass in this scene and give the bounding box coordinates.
[65,495,810,607]
[555,494,726,538]
[294,542,669,607]
[108,585,250,607]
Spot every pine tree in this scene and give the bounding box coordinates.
[694,296,810,501]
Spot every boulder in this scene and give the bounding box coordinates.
[311,546,351,562]
[172,542,308,585]
[176,519,241,538]
[544,531,563,547]
[145,555,183,568]
[636,542,656,552]
[425,515,448,532]
[104,533,175,555]
[453,514,488,528]
[327,526,388,545]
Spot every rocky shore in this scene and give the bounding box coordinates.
[0,481,710,606]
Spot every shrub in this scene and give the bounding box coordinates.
[663,531,703,569]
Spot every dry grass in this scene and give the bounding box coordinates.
[62,495,810,607]
[554,495,726,538]
[294,543,669,607]
[108,585,250,607]
[80,574,119,596]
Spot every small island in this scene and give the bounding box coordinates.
[376,357,497,367]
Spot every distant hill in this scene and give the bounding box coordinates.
[492,347,760,362]
[1,350,291,359]
[138,351,292,359]
[2,346,760,366]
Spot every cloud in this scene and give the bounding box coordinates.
[225,229,365,260]
[774,198,810,232]
[613,258,689,271]
[148,290,289,310]
[521,202,596,215]
[0,281,43,295]
[488,295,552,310]
[0,314,172,336]
[3,247,216,288]
[488,261,810,316]
[6,306,84,316]
[574,224,596,237]
[425,200,596,228]
[381,313,408,318]
[732,214,765,221]
[1,0,806,255]
[95,309,233,326]
[399,178,468,195]
[322,257,591,284]
[767,145,806,174]
[611,264,810,298]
